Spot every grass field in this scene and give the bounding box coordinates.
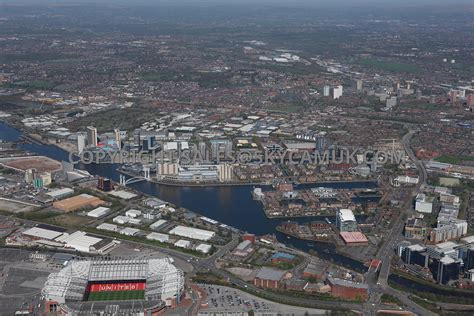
[360,58,419,74]
[87,290,145,301]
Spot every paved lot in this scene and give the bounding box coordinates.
[197,284,328,315]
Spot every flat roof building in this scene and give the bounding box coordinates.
[169,226,215,241]
[87,207,110,218]
[53,194,105,212]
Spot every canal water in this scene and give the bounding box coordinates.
[0,122,378,271]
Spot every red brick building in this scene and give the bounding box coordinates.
[327,277,368,300]
[254,267,286,289]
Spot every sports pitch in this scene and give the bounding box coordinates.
[87,290,145,301]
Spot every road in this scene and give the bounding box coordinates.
[364,128,433,315]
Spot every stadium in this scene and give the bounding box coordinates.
[42,257,184,314]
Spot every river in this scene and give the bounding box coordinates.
[0,121,379,271]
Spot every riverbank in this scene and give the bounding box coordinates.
[0,121,374,272]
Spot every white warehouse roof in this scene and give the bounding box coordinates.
[174,239,191,249]
[146,232,169,243]
[196,243,212,254]
[55,231,102,253]
[46,188,74,199]
[23,227,64,240]
[96,223,119,232]
[169,225,215,241]
[87,207,110,218]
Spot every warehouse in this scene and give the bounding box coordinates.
[22,226,65,240]
[55,231,103,253]
[46,188,74,200]
[113,215,129,224]
[339,232,369,246]
[174,239,191,249]
[108,190,137,200]
[120,227,140,236]
[146,232,170,243]
[96,223,120,232]
[53,194,105,212]
[125,209,142,218]
[169,225,215,241]
[196,243,212,254]
[150,219,167,230]
[87,207,110,218]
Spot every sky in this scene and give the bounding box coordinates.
[1,0,472,5]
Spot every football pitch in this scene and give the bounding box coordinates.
[87,290,145,301]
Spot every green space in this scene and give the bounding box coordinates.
[87,290,145,301]
[388,271,474,305]
[268,102,305,113]
[67,107,163,133]
[359,59,419,74]
[13,81,57,90]
[434,154,474,164]
[142,70,233,88]
[381,293,402,305]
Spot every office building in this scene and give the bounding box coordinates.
[431,257,461,284]
[332,85,343,99]
[336,209,357,232]
[86,126,98,147]
[401,244,428,267]
[77,132,86,154]
[323,85,330,97]
[97,177,113,192]
[386,96,397,109]
[356,79,363,91]
[114,129,121,149]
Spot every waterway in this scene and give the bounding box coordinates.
[0,122,379,271]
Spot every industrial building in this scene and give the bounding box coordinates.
[336,209,357,232]
[147,232,170,243]
[46,188,75,200]
[174,239,191,249]
[87,206,110,218]
[53,194,105,212]
[195,243,212,254]
[169,225,215,241]
[21,226,117,254]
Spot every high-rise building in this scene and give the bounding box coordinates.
[332,85,343,99]
[86,126,98,147]
[416,89,422,100]
[467,94,474,107]
[336,209,357,232]
[156,163,179,179]
[133,129,141,148]
[431,257,461,284]
[97,177,113,192]
[114,129,121,149]
[217,163,234,182]
[323,85,330,97]
[356,79,363,91]
[77,132,86,154]
[386,96,397,109]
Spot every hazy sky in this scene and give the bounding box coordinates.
[2,0,472,5]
